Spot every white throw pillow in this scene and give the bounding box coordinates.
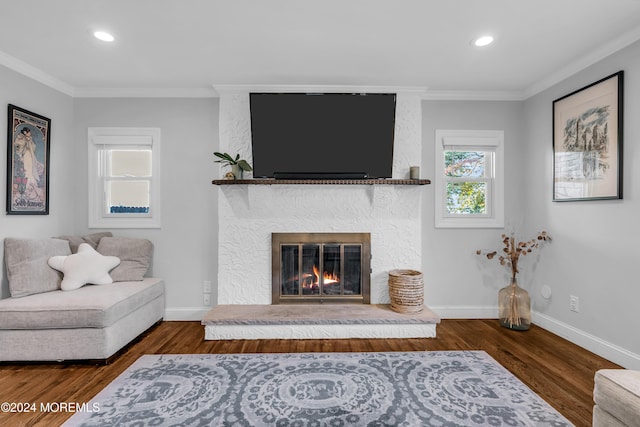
[48,243,121,291]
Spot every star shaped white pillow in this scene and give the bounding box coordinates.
[48,243,121,291]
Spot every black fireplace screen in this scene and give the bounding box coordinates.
[272,233,370,304]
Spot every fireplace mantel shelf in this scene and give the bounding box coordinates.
[212,178,431,186]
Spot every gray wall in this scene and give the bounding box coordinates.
[72,98,219,317]
[421,101,528,314]
[523,39,640,361]
[0,66,76,298]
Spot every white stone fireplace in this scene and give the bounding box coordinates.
[215,87,425,307]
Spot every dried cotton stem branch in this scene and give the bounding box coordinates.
[476,231,552,281]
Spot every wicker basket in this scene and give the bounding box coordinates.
[388,269,424,313]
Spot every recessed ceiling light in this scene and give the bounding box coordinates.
[473,35,494,47]
[94,31,115,42]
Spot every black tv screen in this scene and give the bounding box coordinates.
[249,93,396,179]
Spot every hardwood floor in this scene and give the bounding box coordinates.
[0,319,620,426]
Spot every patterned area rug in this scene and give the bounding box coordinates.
[63,351,573,426]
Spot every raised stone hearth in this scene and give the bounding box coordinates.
[202,304,440,340]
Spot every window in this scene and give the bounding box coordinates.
[88,128,161,228]
[435,130,504,228]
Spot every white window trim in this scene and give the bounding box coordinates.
[434,130,504,228]
[88,127,161,229]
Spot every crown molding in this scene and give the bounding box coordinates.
[421,90,526,101]
[0,50,218,98]
[523,24,640,99]
[73,87,217,98]
[0,51,75,96]
[213,84,428,96]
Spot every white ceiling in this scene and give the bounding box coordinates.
[1,0,640,99]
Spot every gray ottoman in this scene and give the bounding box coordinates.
[594,369,640,427]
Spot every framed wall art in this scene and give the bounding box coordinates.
[6,104,51,214]
[552,71,623,201]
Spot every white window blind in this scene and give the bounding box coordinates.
[88,128,161,228]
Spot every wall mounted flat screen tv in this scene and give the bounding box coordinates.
[249,93,396,179]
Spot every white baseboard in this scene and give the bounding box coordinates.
[532,312,640,370]
[429,305,497,319]
[164,307,210,321]
[432,305,640,370]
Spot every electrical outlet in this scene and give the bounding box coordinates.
[203,294,211,306]
[570,295,579,312]
[203,280,212,293]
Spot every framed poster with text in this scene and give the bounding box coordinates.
[6,104,51,214]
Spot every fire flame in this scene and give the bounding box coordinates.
[301,266,339,289]
[313,265,339,284]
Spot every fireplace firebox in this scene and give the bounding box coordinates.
[272,233,371,304]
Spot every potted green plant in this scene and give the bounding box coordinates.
[477,231,551,330]
[214,152,252,179]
